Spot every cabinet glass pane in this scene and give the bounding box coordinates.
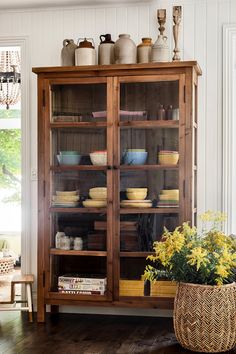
[51,170,107,202]
[51,83,107,123]
[120,81,179,121]
[120,127,179,165]
[49,212,107,294]
[51,127,107,166]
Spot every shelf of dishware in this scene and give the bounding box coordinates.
[119,207,180,214]
[51,165,107,171]
[120,164,179,170]
[50,207,107,213]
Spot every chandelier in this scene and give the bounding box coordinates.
[0,50,21,109]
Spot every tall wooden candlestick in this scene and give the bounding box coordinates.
[172,6,182,61]
[157,9,166,36]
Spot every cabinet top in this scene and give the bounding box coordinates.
[32,61,202,76]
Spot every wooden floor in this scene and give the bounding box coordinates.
[1,312,236,354]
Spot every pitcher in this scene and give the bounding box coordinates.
[151,35,169,62]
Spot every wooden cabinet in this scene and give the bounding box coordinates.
[33,62,201,322]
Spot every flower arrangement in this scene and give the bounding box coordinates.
[144,211,236,286]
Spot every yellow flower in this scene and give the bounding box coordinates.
[215,264,230,278]
[187,247,209,270]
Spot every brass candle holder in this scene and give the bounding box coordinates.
[172,6,182,61]
[157,9,166,36]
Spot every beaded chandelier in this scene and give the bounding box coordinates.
[0,50,21,109]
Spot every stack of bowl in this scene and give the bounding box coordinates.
[123,149,148,165]
[157,189,179,208]
[52,190,80,207]
[90,150,107,165]
[120,188,152,208]
[83,187,107,208]
[158,150,179,165]
[57,151,81,165]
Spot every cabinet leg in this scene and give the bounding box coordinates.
[51,305,59,314]
[37,302,46,323]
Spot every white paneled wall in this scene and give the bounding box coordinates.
[0,0,234,312]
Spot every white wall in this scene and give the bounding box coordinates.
[0,0,234,313]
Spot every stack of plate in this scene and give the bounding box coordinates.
[83,187,107,208]
[52,190,79,207]
[157,189,179,208]
[120,199,152,208]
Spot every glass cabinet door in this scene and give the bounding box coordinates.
[115,76,185,298]
[44,79,113,300]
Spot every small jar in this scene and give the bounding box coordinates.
[55,232,65,249]
[137,38,152,63]
[74,237,83,250]
[60,235,70,250]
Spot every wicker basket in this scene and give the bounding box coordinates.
[174,282,236,353]
[0,256,14,275]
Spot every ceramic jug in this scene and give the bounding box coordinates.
[114,34,137,64]
[151,35,169,62]
[98,34,115,65]
[75,38,96,66]
[137,37,152,63]
[61,39,78,66]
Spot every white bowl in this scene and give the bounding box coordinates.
[90,152,107,165]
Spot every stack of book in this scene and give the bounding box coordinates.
[58,274,107,295]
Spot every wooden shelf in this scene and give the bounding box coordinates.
[51,165,107,171]
[120,164,179,170]
[50,207,107,213]
[120,252,154,258]
[50,248,107,256]
[50,122,108,128]
[47,292,107,301]
[119,120,179,129]
[120,207,180,214]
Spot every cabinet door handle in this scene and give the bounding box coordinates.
[107,165,112,170]
[113,166,119,170]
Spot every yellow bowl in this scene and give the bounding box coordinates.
[82,199,107,208]
[126,188,148,193]
[126,190,147,200]
[89,187,107,200]
[56,190,78,196]
[159,153,179,165]
[159,194,179,201]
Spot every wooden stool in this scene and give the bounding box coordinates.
[0,274,34,322]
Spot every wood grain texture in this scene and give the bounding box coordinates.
[1,311,216,354]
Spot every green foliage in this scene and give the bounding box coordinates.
[0,109,21,119]
[0,129,21,189]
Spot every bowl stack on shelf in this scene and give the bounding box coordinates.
[157,189,179,208]
[57,151,81,165]
[120,188,152,208]
[82,187,107,208]
[158,150,179,165]
[52,190,80,207]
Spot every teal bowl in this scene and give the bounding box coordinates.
[60,151,80,155]
[57,154,81,165]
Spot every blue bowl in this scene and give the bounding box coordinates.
[123,151,148,165]
[57,154,81,165]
